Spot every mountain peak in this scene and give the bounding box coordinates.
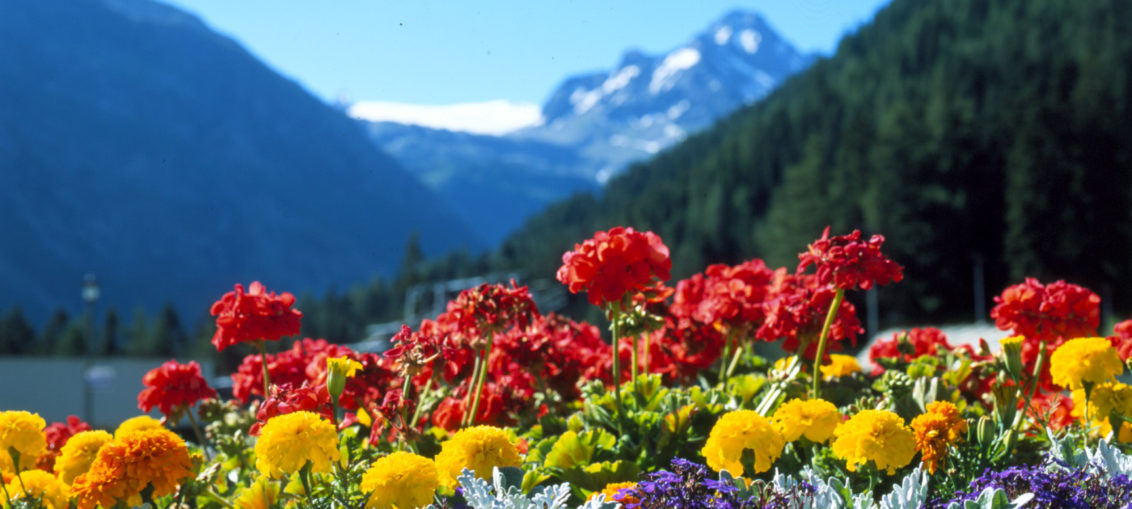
[527,9,809,182]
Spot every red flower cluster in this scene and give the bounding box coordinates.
[1110,319,1132,360]
[36,415,91,471]
[210,281,303,351]
[647,316,725,383]
[557,226,672,308]
[758,269,863,359]
[868,328,977,372]
[990,278,1099,343]
[249,383,332,435]
[231,338,392,410]
[797,227,903,291]
[138,360,217,419]
[991,278,1100,392]
[689,260,774,332]
[440,282,539,343]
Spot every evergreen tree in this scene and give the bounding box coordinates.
[0,307,36,355]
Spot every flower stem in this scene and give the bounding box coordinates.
[0,470,14,507]
[630,332,639,381]
[642,332,650,376]
[609,307,626,436]
[462,349,483,427]
[299,461,314,501]
[399,375,414,428]
[725,341,745,381]
[1008,339,1048,455]
[409,377,434,428]
[256,339,271,398]
[185,407,211,461]
[810,289,845,399]
[719,330,733,386]
[466,331,495,427]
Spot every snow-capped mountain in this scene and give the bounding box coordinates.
[359,10,811,245]
[521,10,811,182]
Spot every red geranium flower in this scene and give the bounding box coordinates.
[757,269,862,359]
[249,382,332,435]
[36,415,91,471]
[867,327,979,373]
[991,278,1100,392]
[1110,319,1132,361]
[556,226,672,308]
[210,281,302,351]
[694,260,774,332]
[138,360,217,420]
[439,282,539,343]
[797,226,903,291]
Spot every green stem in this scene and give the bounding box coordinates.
[256,339,272,398]
[642,332,650,376]
[461,349,483,427]
[299,461,314,501]
[0,471,14,508]
[466,331,495,428]
[725,341,745,381]
[719,330,733,386]
[185,407,211,461]
[409,377,434,429]
[399,375,413,428]
[630,332,639,381]
[810,289,845,399]
[1008,340,1048,455]
[609,307,626,436]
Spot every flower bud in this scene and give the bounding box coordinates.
[1000,336,1024,381]
[326,356,363,402]
[976,416,995,448]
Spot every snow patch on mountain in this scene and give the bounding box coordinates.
[649,48,701,94]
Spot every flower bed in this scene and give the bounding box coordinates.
[3,226,1132,509]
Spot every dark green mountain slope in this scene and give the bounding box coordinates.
[495,0,1132,322]
[0,0,481,324]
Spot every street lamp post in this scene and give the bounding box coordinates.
[82,273,100,423]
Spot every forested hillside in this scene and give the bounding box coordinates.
[494,0,1132,323]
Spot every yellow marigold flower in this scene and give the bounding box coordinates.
[831,409,916,475]
[1071,382,1132,441]
[434,426,521,488]
[588,481,638,505]
[1049,337,1122,390]
[114,415,163,438]
[361,451,440,509]
[820,354,861,380]
[7,469,70,508]
[701,410,785,476]
[55,430,113,484]
[771,398,842,443]
[234,475,281,509]
[70,428,192,509]
[0,410,46,473]
[910,401,967,474]
[255,411,340,478]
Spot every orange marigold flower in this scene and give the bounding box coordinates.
[210,281,302,351]
[70,428,193,509]
[138,360,217,421]
[797,226,903,291]
[556,227,671,308]
[910,401,967,474]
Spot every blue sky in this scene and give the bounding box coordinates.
[158,0,890,133]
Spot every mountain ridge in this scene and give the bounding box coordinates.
[360,8,811,245]
[0,0,482,325]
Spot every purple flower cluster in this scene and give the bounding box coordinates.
[618,458,814,509]
[937,460,1132,509]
